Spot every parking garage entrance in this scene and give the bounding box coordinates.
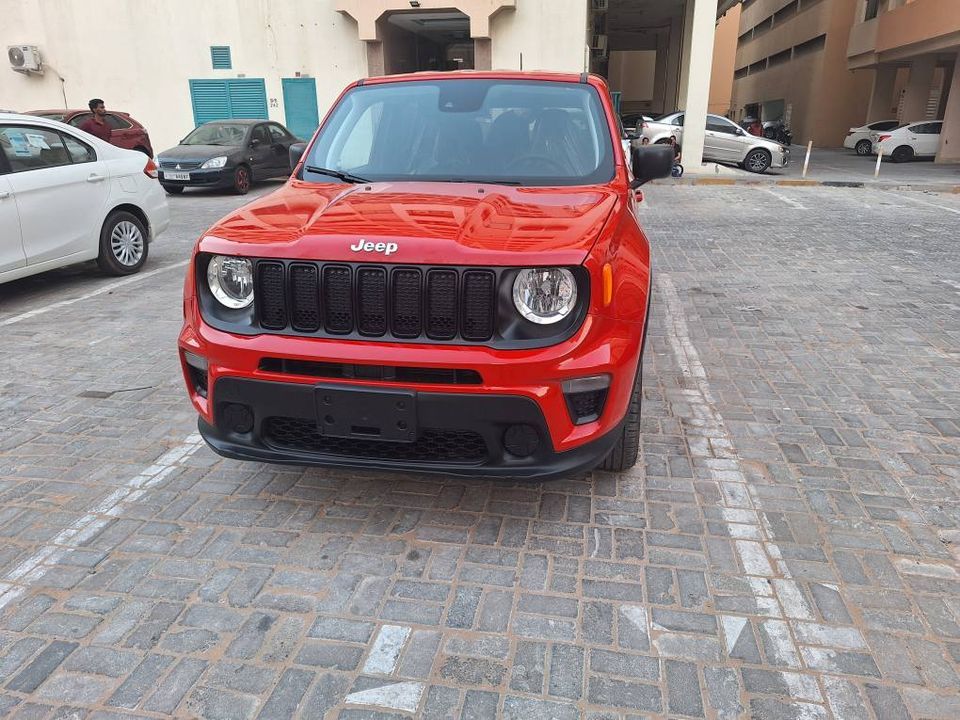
[380,11,475,75]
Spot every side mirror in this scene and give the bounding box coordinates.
[289,142,308,172]
[630,144,673,189]
[250,137,261,148]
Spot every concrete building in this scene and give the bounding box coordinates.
[730,0,873,146]
[3,0,736,166]
[847,0,960,163]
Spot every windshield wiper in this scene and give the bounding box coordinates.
[304,166,370,184]
[447,178,523,186]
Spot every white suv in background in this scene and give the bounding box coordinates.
[0,113,169,284]
[844,119,899,156]
[872,121,943,162]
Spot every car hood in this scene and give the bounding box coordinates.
[159,144,239,161]
[201,180,619,266]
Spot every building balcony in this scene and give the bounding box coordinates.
[847,0,960,68]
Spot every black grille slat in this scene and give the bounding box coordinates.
[357,267,387,336]
[426,270,458,340]
[392,269,423,338]
[263,417,487,463]
[461,271,496,341]
[289,264,320,332]
[257,262,287,330]
[323,265,354,334]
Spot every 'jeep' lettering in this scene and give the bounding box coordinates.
[350,240,398,256]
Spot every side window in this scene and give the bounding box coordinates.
[912,123,938,134]
[251,125,270,146]
[674,114,685,126]
[68,113,92,128]
[872,121,898,131]
[930,122,943,135]
[268,124,288,142]
[0,125,73,173]
[707,116,739,135]
[105,114,132,130]
[62,134,96,163]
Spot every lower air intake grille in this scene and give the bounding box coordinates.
[263,417,487,463]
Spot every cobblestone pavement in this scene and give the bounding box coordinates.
[1,184,959,719]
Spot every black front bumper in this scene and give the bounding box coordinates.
[159,168,233,188]
[200,377,621,481]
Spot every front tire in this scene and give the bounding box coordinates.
[97,211,148,276]
[855,139,872,156]
[744,148,772,173]
[233,165,251,195]
[599,367,642,472]
[891,145,914,163]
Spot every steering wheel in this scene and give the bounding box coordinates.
[505,155,567,174]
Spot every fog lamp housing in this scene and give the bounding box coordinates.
[183,351,209,398]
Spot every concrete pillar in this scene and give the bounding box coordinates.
[678,0,696,107]
[867,65,897,121]
[681,0,719,169]
[474,38,491,70]
[900,56,936,122]
[936,53,960,163]
[653,30,669,113]
[366,41,386,77]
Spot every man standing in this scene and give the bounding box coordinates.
[79,98,112,143]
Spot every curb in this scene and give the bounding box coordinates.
[655,177,960,193]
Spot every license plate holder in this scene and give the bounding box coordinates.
[165,171,191,181]
[315,385,417,443]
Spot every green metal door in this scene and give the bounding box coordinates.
[282,78,320,141]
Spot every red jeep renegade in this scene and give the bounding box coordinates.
[178,71,671,480]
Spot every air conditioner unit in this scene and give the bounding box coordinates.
[591,34,608,52]
[8,45,42,74]
[592,0,609,11]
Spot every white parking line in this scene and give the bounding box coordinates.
[0,260,189,327]
[888,191,960,216]
[762,187,807,210]
[0,433,204,611]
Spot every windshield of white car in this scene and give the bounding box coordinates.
[182,124,249,146]
[302,79,615,187]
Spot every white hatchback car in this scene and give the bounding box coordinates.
[0,113,169,284]
[843,119,899,156]
[872,120,943,162]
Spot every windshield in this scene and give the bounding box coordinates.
[304,79,615,187]
[182,123,248,146]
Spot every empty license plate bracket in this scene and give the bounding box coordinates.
[315,385,417,443]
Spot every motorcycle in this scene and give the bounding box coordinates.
[763,121,793,145]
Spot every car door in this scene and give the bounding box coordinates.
[267,123,294,176]
[914,122,942,156]
[705,115,742,162]
[247,124,274,179]
[669,114,684,146]
[105,113,136,151]
[0,123,110,265]
[0,165,25,273]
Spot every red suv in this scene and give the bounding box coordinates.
[26,109,154,157]
[178,71,671,480]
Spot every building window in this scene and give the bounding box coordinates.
[210,46,232,70]
[768,49,792,67]
[864,0,880,20]
[734,66,749,79]
[793,34,826,58]
[773,1,798,25]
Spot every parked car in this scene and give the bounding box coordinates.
[620,112,654,136]
[873,121,943,162]
[177,71,674,480]
[157,120,299,195]
[644,111,789,173]
[0,113,169,283]
[844,119,899,156]
[26,109,154,157]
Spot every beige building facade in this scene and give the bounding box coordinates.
[730,0,873,146]
[847,0,960,163]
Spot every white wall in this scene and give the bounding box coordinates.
[1,0,367,153]
[608,51,657,102]
[490,0,588,72]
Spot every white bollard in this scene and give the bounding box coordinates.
[874,146,883,178]
[802,141,813,178]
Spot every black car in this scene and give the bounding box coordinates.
[157,120,300,195]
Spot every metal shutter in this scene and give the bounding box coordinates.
[281,78,320,141]
[227,79,269,120]
[210,46,232,70]
[188,79,268,126]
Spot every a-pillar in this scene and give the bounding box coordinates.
[900,55,936,122]
[866,65,897,121]
[936,52,960,163]
[680,0,719,169]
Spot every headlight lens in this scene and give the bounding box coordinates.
[201,156,228,169]
[207,255,254,309]
[512,268,577,325]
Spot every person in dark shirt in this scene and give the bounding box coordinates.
[78,98,112,143]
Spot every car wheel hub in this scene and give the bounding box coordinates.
[111,221,144,266]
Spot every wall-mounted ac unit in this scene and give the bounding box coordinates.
[591,34,608,52]
[8,45,43,74]
[592,0,609,11]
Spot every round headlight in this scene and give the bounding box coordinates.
[512,268,577,325]
[207,255,254,309]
